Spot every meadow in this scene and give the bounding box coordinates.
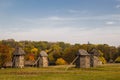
[0,64,120,80]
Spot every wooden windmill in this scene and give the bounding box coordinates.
[12,47,25,68]
[34,51,48,67]
[89,48,100,67]
[76,49,90,68]
[65,49,90,70]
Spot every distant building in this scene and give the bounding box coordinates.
[12,47,25,68]
[76,49,90,68]
[89,48,100,67]
[37,51,48,67]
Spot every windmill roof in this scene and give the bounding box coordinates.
[89,48,100,56]
[77,49,90,56]
[39,51,48,57]
[13,47,25,56]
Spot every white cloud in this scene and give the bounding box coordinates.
[1,25,119,46]
[0,14,120,46]
[47,16,63,20]
[116,5,120,8]
[44,16,74,21]
[105,21,115,25]
[0,14,120,31]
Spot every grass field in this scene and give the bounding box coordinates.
[0,64,120,80]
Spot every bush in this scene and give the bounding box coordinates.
[115,56,120,63]
[99,57,107,64]
[55,58,67,65]
[98,50,107,64]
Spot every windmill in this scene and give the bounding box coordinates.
[12,47,25,68]
[89,48,100,67]
[65,49,90,71]
[33,51,48,67]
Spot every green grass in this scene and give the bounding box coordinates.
[0,64,120,80]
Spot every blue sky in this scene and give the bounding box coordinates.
[0,0,120,46]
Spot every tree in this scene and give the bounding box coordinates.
[1,39,16,48]
[31,47,38,60]
[63,45,78,64]
[28,53,35,61]
[39,41,49,50]
[0,44,11,67]
[98,50,107,64]
[97,44,111,62]
[117,46,120,56]
[48,44,62,64]
[109,47,118,61]
[55,58,67,65]
[31,48,38,55]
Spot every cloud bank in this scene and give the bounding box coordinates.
[0,14,120,46]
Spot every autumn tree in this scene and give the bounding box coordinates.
[28,53,35,61]
[62,45,78,64]
[115,46,120,63]
[0,39,119,63]
[117,46,120,56]
[48,44,62,64]
[97,44,111,62]
[31,48,38,55]
[55,58,67,65]
[0,44,11,67]
[98,50,107,64]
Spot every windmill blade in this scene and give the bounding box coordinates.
[33,57,40,66]
[65,56,79,71]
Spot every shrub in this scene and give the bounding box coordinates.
[98,50,107,64]
[55,58,67,65]
[99,56,107,64]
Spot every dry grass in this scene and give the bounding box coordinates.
[0,64,120,80]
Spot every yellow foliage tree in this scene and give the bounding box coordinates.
[98,50,107,64]
[31,48,38,60]
[28,53,35,61]
[31,48,38,55]
[55,58,67,65]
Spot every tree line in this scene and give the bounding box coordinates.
[0,39,120,67]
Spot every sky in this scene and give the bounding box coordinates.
[0,0,120,46]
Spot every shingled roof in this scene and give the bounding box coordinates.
[13,47,25,56]
[39,51,48,57]
[89,48,100,56]
[77,49,90,56]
